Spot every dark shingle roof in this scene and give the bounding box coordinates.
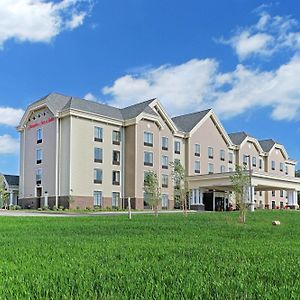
[171,109,211,132]
[120,99,157,119]
[259,139,276,152]
[228,132,249,145]
[3,175,19,186]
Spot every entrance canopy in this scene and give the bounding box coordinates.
[187,171,300,192]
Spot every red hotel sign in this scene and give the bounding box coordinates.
[29,117,55,129]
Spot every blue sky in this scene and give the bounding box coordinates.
[0,0,300,175]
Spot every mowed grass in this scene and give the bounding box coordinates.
[0,211,300,299]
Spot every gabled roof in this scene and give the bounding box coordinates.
[228,131,249,145]
[171,109,211,132]
[120,98,157,119]
[3,175,19,186]
[258,139,276,152]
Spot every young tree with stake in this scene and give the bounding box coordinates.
[144,171,161,217]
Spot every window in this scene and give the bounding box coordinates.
[112,130,121,145]
[161,194,168,208]
[280,162,284,172]
[36,168,42,184]
[280,201,284,209]
[280,190,284,198]
[285,165,288,175]
[112,150,120,165]
[271,160,275,171]
[94,191,102,207]
[94,126,103,142]
[162,137,168,150]
[228,153,233,164]
[208,147,214,159]
[112,171,120,185]
[220,165,225,173]
[144,132,153,147]
[144,151,153,166]
[272,201,276,209]
[195,144,201,157]
[36,149,42,164]
[94,168,102,184]
[162,174,168,188]
[94,148,103,163]
[194,160,200,174]
[174,141,181,154]
[252,157,257,167]
[208,163,214,174]
[112,192,120,207]
[259,191,262,197]
[259,158,263,169]
[162,155,168,169]
[272,190,275,197]
[220,149,225,161]
[37,128,43,144]
[243,155,248,165]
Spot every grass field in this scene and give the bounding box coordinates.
[0,211,300,299]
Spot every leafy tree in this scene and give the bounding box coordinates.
[230,165,250,224]
[170,160,188,216]
[144,171,161,216]
[0,176,9,209]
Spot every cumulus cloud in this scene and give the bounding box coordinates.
[0,135,19,154]
[0,0,93,48]
[84,92,98,101]
[0,107,25,127]
[220,11,300,60]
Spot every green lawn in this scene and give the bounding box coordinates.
[0,211,300,299]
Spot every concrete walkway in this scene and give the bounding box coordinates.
[0,209,197,217]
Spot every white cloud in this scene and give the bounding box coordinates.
[0,0,93,48]
[102,55,300,121]
[84,92,97,101]
[0,135,19,154]
[0,107,25,127]
[220,10,300,60]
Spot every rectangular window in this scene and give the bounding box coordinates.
[252,157,257,167]
[162,137,168,150]
[280,162,284,172]
[280,201,284,209]
[93,191,102,207]
[112,150,120,165]
[37,128,43,144]
[220,149,225,161]
[243,155,248,165]
[174,141,181,154]
[220,165,225,173]
[272,201,276,209]
[259,191,262,197]
[259,158,263,169]
[208,163,214,174]
[208,147,214,159]
[161,194,168,208]
[272,190,275,197]
[112,130,121,145]
[144,151,153,166]
[285,165,288,175]
[94,168,102,184]
[112,192,120,208]
[94,148,103,163]
[280,190,284,197]
[94,126,103,142]
[144,132,153,147]
[36,149,42,164]
[161,155,168,169]
[112,171,120,185]
[36,168,42,184]
[194,160,200,174]
[228,153,233,164]
[162,174,168,188]
[195,144,201,157]
[271,160,275,170]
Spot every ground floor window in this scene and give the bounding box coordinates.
[162,194,168,209]
[272,200,276,209]
[94,191,102,207]
[112,192,120,208]
[280,201,284,209]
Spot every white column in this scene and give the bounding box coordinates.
[293,191,298,206]
[9,190,13,206]
[212,191,215,211]
[191,189,195,205]
[195,189,200,204]
[288,190,294,206]
[44,192,48,207]
[249,186,255,212]
[199,189,204,205]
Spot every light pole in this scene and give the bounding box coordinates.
[246,155,255,212]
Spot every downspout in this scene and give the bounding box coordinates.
[121,126,125,208]
[55,116,59,207]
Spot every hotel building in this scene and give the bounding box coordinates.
[17,93,300,210]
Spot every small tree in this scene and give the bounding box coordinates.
[230,165,250,224]
[0,176,9,209]
[170,160,188,216]
[144,171,161,216]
